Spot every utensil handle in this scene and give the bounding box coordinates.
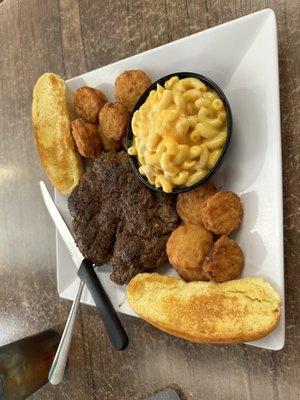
[48,280,84,385]
[78,259,129,351]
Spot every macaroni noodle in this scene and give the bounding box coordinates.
[128,76,227,192]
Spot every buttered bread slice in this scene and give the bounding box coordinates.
[32,73,84,194]
[127,273,280,344]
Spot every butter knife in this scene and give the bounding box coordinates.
[39,181,128,385]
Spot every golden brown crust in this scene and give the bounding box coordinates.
[127,273,281,344]
[71,119,102,159]
[202,235,244,282]
[99,102,130,141]
[175,266,209,282]
[166,225,213,281]
[142,316,280,344]
[201,191,243,235]
[115,70,152,111]
[74,86,107,123]
[32,73,84,195]
[98,125,122,151]
[176,181,217,225]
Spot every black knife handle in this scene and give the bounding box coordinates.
[77,259,129,351]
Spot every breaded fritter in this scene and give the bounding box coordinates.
[202,235,244,282]
[115,70,152,111]
[71,119,102,159]
[175,265,209,282]
[201,191,243,235]
[166,224,213,282]
[98,125,121,151]
[99,102,130,141]
[74,86,107,123]
[176,181,217,225]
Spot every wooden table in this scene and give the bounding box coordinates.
[0,1,299,399]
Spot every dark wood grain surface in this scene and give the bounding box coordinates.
[0,0,299,399]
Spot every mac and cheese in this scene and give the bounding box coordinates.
[128,76,227,193]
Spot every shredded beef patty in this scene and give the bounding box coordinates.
[68,151,179,284]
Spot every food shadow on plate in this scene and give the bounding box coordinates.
[239,190,259,231]
[213,88,268,192]
[94,82,114,100]
[238,230,267,277]
[231,191,267,277]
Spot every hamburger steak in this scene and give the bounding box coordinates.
[68,151,179,284]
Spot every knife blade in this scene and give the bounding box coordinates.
[39,181,83,268]
[39,181,128,351]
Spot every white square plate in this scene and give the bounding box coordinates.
[55,9,284,350]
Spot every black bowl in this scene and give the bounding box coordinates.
[126,72,232,194]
